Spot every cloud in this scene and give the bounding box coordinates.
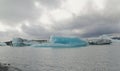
[0,0,120,40]
[21,23,52,39]
[35,0,65,9]
[0,0,40,24]
[43,0,120,38]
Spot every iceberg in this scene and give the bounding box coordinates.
[50,36,87,45]
[12,38,25,47]
[88,38,112,45]
[99,35,111,40]
[0,36,88,47]
[88,35,112,45]
[23,40,42,46]
[99,34,120,44]
[0,42,7,46]
[11,37,48,47]
[31,36,88,47]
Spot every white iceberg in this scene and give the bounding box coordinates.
[88,38,112,45]
[11,37,48,47]
[88,35,112,45]
[100,34,120,44]
[12,38,25,47]
[0,42,7,46]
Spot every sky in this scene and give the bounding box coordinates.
[0,0,120,41]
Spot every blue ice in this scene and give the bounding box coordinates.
[31,36,88,47]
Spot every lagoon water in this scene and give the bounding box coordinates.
[0,44,120,71]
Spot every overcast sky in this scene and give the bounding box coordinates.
[0,0,120,41]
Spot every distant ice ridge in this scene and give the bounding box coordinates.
[31,36,88,47]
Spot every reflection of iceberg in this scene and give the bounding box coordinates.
[31,36,88,47]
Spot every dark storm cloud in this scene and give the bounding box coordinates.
[80,0,120,37]
[81,23,120,37]
[49,11,120,37]
[72,14,120,37]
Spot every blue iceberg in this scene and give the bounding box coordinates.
[50,36,87,45]
[31,36,88,47]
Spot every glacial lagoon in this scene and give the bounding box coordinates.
[0,43,120,71]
